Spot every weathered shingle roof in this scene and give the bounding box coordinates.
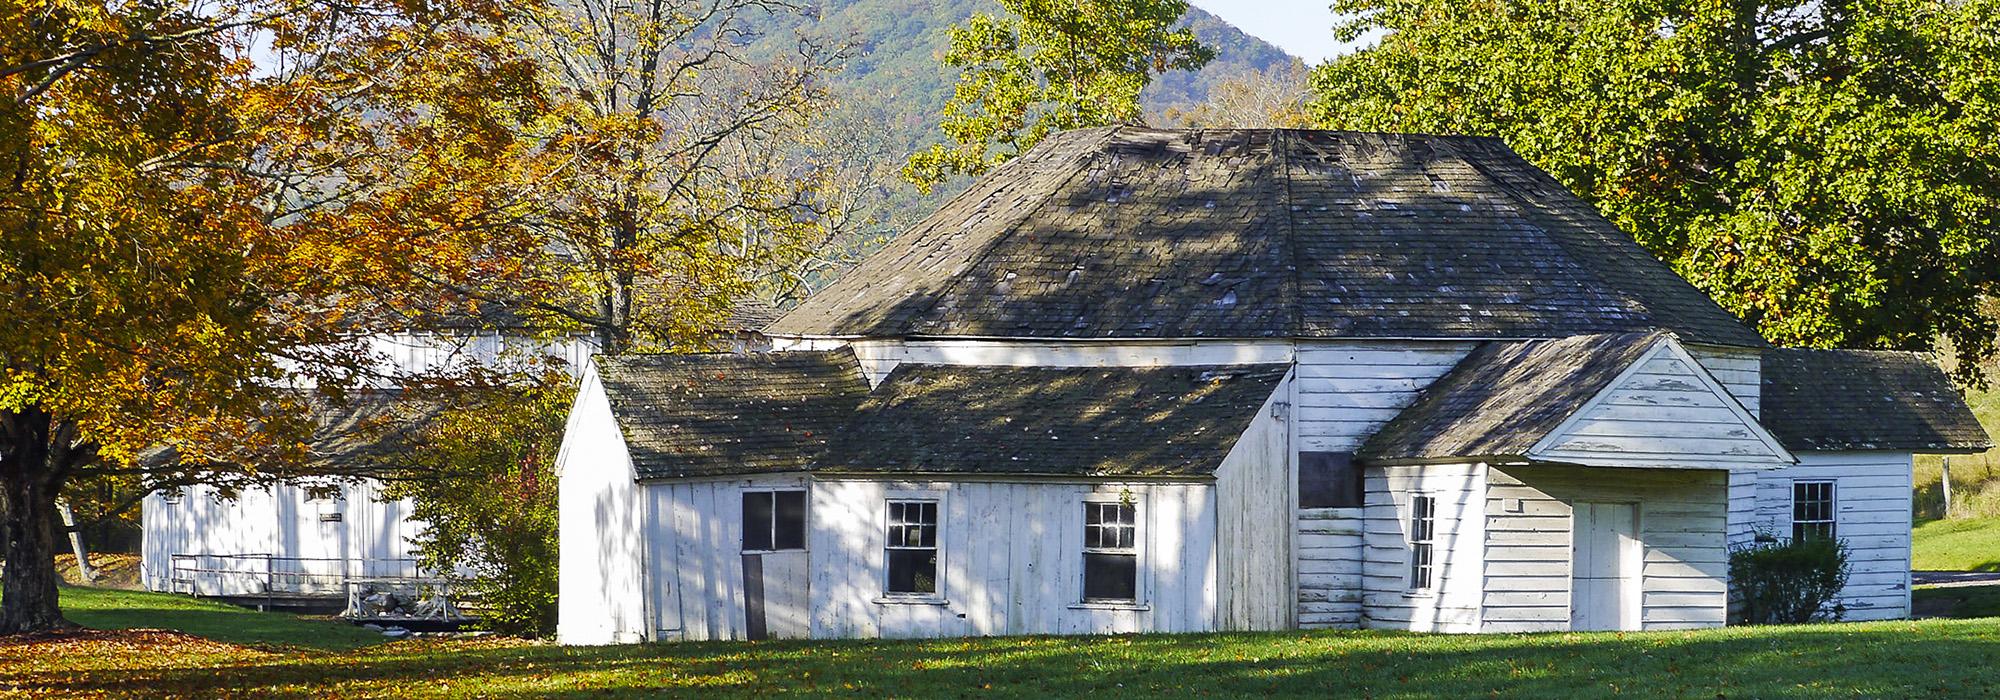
[1761,348,1991,453]
[816,364,1288,477]
[1360,332,1665,462]
[593,353,1287,479]
[772,127,1761,347]
[596,351,870,479]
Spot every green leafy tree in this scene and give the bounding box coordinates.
[382,373,570,637]
[904,0,1216,192]
[1309,0,2000,376]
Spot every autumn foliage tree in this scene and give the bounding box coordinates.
[903,0,1216,192]
[0,0,553,632]
[1310,0,2000,375]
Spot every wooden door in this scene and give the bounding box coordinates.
[1571,502,1640,631]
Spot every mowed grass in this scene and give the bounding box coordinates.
[1915,584,2000,619]
[5,587,2000,698]
[55,585,382,652]
[1913,517,2000,571]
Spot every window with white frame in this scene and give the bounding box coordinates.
[1408,494,1436,591]
[1082,500,1138,602]
[1792,481,1836,541]
[884,500,939,595]
[742,490,807,552]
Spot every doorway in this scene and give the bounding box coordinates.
[1571,502,1640,631]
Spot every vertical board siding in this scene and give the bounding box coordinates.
[1292,342,1476,453]
[1484,465,1730,632]
[1359,463,1486,633]
[141,480,421,594]
[1751,452,1914,621]
[1215,388,1295,630]
[1295,507,1364,628]
[649,478,1219,641]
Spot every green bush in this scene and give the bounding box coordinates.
[382,373,570,637]
[1729,534,1851,625]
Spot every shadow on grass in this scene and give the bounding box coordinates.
[56,584,382,653]
[20,621,2000,698]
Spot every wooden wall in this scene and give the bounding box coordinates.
[640,477,1220,641]
[1292,342,1476,453]
[1360,463,1486,632]
[555,366,650,645]
[141,479,421,594]
[1215,386,1294,630]
[1485,465,1730,632]
[1533,342,1789,470]
[1295,507,1364,628]
[1752,451,1914,621]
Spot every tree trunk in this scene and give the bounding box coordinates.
[0,408,76,634]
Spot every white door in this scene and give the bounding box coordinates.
[1571,502,1640,631]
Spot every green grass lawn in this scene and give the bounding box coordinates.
[1912,517,2000,571]
[8,586,2000,698]
[1915,584,2000,619]
[56,584,383,652]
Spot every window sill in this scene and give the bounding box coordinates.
[1401,590,1438,600]
[873,595,949,607]
[1068,601,1151,612]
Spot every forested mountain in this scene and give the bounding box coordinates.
[736,1,1301,291]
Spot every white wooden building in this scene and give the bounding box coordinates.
[140,330,598,596]
[554,127,1990,644]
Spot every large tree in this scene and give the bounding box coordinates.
[1310,0,2000,375]
[903,0,1216,193]
[402,0,849,354]
[0,0,548,632]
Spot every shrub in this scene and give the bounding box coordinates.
[381,372,570,637]
[1729,534,1851,624]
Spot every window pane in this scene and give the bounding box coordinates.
[1083,553,1137,601]
[774,491,807,550]
[887,549,937,594]
[742,492,774,551]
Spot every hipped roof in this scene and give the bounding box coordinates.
[770,127,1762,347]
[1760,348,1991,453]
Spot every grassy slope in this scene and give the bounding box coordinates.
[6,586,2000,698]
[56,585,381,652]
[1913,518,2000,571]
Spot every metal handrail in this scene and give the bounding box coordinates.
[166,553,434,618]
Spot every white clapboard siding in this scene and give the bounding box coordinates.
[365,331,598,380]
[799,479,1217,640]
[836,339,1296,385]
[1296,507,1364,628]
[1532,340,1791,470]
[1749,451,1915,621]
[1683,344,1761,417]
[1215,385,1295,630]
[140,479,423,594]
[555,366,650,645]
[1360,463,1486,633]
[1293,342,1478,452]
[1483,465,1730,632]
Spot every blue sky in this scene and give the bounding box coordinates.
[1188,1,1365,65]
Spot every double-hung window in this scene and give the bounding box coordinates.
[743,490,807,552]
[885,500,939,595]
[1082,501,1138,603]
[1408,495,1436,591]
[1792,481,1836,542]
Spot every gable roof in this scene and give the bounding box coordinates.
[771,127,1762,347]
[1761,348,1992,453]
[1360,332,1666,462]
[595,350,871,479]
[816,364,1289,477]
[590,352,1288,480]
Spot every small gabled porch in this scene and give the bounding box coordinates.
[1349,332,1794,633]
